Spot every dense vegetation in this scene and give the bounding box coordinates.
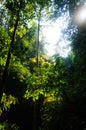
[0,0,86,130]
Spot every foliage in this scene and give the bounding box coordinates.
[0,26,10,58]
[71,28,86,99]
[0,121,19,130]
[53,0,85,18]
[0,0,86,130]
[0,93,18,115]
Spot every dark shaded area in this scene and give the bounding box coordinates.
[0,95,44,130]
[0,95,86,130]
[0,98,33,130]
[49,97,86,130]
[4,74,27,100]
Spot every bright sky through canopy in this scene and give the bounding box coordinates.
[42,12,71,57]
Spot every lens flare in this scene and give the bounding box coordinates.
[74,5,86,26]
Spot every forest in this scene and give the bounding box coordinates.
[0,0,86,130]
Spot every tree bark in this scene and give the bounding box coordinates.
[0,16,19,102]
[36,17,40,69]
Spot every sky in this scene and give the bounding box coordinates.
[42,12,71,57]
[41,1,86,57]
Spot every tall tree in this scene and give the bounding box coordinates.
[0,0,28,102]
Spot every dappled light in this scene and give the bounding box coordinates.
[42,11,71,57]
[0,0,86,130]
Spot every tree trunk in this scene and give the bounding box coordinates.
[0,16,19,102]
[36,17,40,69]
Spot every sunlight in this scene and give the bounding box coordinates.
[74,4,86,26]
[55,40,71,57]
[42,12,71,57]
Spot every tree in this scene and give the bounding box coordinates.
[1,0,86,129]
[0,0,52,102]
[0,0,22,102]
